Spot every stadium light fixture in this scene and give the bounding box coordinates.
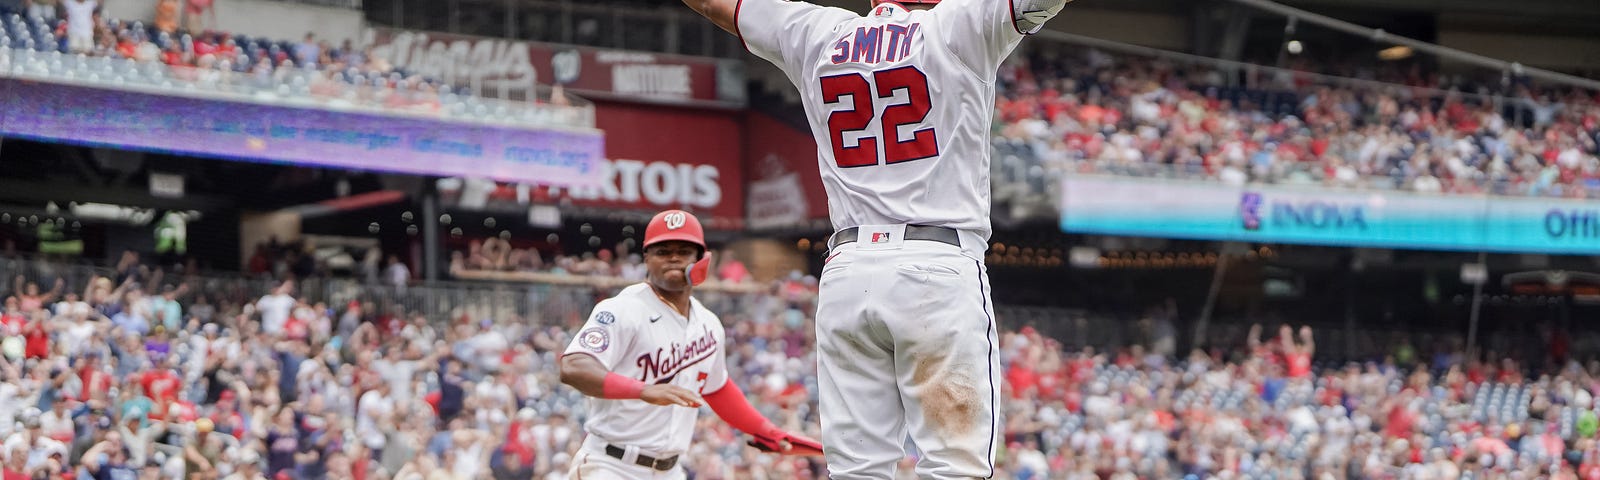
[1378,46,1413,61]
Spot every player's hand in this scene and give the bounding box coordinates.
[640,385,702,408]
[748,431,824,457]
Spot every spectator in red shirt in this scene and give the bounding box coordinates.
[716,252,751,284]
[77,354,113,402]
[22,316,49,360]
[0,445,26,480]
[139,358,182,421]
[1282,326,1314,379]
[1006,361,1039,400]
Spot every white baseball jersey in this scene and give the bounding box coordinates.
[563,283,730,457]
[739,0,1044,241]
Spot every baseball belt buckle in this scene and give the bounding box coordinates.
[644,454,678,471]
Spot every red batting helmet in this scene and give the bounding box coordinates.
[643,210,706,251]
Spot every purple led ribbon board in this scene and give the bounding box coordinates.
[0,77,606,187]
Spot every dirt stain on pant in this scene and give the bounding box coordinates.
[911,353,981,437]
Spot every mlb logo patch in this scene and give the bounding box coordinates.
[855,224,906,251]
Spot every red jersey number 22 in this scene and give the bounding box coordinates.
[820,66,939,168]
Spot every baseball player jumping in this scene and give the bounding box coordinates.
[682,0,1072,477]
[560,209,823,479]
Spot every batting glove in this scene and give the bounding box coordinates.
[748,431,825,457]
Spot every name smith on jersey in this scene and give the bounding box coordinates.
[636,325,719,384]
[830,22,922,65]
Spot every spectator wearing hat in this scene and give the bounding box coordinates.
[181,418,221,479]
[208,391,245,441]
[490,412,539,479]
[113,402,168,469]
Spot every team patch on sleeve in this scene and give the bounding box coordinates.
[578,327,611,353]
[595,311,616,325]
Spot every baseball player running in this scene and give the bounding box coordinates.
[560,209,823,479]
[682,0,1071,478]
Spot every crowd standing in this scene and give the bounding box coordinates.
[991,49,1600,200]
[5,247,1600,479]
[0,250,827,480]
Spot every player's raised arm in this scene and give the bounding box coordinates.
[687,0,856,71]
[681,0,738,35]
[935,0,1074,74]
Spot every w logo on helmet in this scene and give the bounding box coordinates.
[664,212,688,230]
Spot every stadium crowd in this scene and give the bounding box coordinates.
[445,236,761,286]
[0,3,510,114]
[231,235,763,289]
[991,49,1600,199]
[2,250,1600,480]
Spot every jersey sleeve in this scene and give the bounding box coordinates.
[933,0,1065,74]
[562,301,635,371]
[736,0,858,72]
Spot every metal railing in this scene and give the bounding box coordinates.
[0,256,788,330]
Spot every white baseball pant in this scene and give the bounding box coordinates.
[815,225,1001,480]
[568,437,686,480]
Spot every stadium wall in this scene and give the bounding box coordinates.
[580,101,745,221]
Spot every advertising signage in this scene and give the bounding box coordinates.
[0,77,607,188]
[363,27,745,109]
[1061,176,1600,255]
